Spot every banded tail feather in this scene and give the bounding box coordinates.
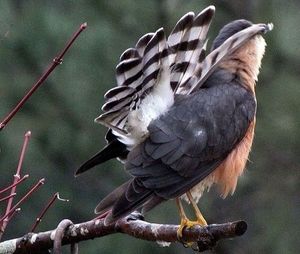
[170,6,215,93]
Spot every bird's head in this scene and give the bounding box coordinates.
[211,19,272,88]
[212,19,254,50]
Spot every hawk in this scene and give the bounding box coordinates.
[76,5,272,239]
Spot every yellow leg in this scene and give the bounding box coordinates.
[176,198,189,239]
[186,191,207,226]
[176,192,208,244]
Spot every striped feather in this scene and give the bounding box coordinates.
[139,28,168,96]
[169,6,215,93]
[167,12,195,65]
[136,33,155,56]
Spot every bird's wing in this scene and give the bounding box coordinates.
[97,82,256,223]
[95,6,215,136]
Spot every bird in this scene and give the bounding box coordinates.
[76,5,272,240]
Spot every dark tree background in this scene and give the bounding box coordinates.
[0,0,299,253]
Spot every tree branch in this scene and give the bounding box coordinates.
[0,215,247,253]
[0,132,31,241]
[30,192,69,233]
[0,23,87,131]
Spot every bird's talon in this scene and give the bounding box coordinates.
[176,221,186,240]
[177,218,207,248]
[183,242,194,248]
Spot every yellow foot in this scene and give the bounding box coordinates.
[177,217,208,246]
[175,195,208,247]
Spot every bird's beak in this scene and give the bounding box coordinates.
[251,23,274,36]
[262,23,274,34]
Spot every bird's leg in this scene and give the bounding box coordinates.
[176,196,206,248]
[176,192,208,246]
[186,191,207,226]
[176,197,190,240]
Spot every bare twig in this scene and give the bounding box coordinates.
[0,179,45,225]
[56,193,69,202]
[30,192,69,233]
[0,132,31,240]
[0,22,87,131]
[6,208,21,223]
[0,216,247,254]
[0,175,29,195]
[0,193,16,203]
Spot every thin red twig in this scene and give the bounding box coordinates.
[0,132,31,239]
[0,179,45,225]
[6,208,21,222]
[0,175,29,195]
[0,193,16,203]
[30,192,69,232]
[0,22,87,131]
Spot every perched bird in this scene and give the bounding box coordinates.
[76,5,272,237]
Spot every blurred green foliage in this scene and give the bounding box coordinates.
[0,0,299,253]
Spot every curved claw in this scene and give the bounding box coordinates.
[176,194,208,247]
[177,218,207,247]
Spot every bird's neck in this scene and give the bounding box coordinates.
[218,59,257,94]
[219,36,267,94]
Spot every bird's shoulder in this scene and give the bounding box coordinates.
[169,76,256,126]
